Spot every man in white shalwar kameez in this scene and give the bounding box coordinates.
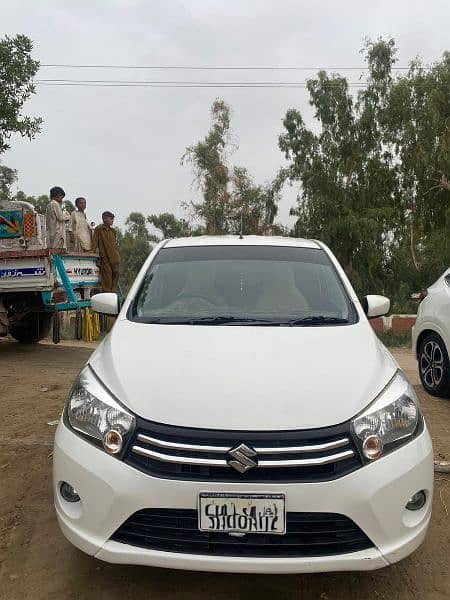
[69,197,92,252]
[45,186,67,249]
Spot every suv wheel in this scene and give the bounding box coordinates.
[419,332,450,398]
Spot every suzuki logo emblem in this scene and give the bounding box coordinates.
[227,443,258,473]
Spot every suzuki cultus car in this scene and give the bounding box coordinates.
[54,236,433,573]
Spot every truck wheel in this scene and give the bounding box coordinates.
[9,312,52,344]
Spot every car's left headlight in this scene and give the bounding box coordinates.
[352,370,421,462]
[66,365,135,455]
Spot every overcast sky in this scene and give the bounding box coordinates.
[2,0,450,230]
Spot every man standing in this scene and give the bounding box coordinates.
[93,211,120,292]
[69,197,92,252]
[46,186,67,249]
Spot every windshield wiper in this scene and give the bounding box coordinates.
[278,315,349,326]
[135,315,349,326]
[184,316,274,325]
[137,316,275,325]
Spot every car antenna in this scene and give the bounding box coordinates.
[239,208,244,239]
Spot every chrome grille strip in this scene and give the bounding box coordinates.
[131,445,355,467]
[137,433,229,453]
[132,446,226,466]
[258,450,355,467]
[136,433,350,455]
[255,438,349,454]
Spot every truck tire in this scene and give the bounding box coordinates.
[9,312,52,344]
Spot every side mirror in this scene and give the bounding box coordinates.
[362,295,390,319]
[91,292,119,315]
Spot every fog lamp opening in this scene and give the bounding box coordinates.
[60,482,80,503]
[406,490,426,511]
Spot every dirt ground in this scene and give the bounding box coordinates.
[0,340,449,600]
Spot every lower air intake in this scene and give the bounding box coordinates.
[111,508,374,557]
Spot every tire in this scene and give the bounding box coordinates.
[75,308,83,340]
[9,312,52,344]
[52,312,61,344]
[418,332,450,398]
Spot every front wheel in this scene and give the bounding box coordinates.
[9,312,52,344]
[418,332,450,398]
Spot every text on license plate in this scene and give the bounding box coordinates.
[198,493,286,534]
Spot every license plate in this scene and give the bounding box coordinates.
[198,492,285,534]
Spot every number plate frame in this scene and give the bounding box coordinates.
[198,492,286,535]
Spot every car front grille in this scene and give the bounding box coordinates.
[111,509,374,557]
[123,418,363,482]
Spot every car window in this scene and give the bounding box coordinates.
[130,245,357,325]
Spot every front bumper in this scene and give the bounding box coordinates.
[53,422,433,574]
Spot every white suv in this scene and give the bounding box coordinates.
[412,267,450,398]
[53,236,433,574]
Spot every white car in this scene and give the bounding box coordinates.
[412,267,450,398]
[53,236,433,574]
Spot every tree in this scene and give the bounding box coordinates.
[386,52,450,280]
[147,212,193,239]
[182,99,232,234]
[118,212,153,292]
[279,39,400,294]
[0,164,17,202]
[278,38,450,304]
[182,99,280,235]
[229,167,279,235]
[0,35,41,154]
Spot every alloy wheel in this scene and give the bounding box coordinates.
[420,340,444,388]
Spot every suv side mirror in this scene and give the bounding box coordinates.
[91,292,119,315]
[362,295,390,319]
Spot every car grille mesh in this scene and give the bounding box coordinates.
[111,509,374,557]
[123,419,363,482]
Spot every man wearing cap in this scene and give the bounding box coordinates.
[46,186,68,249]
[92,211,120,292]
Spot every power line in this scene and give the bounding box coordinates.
[37,78,370,85]
[35,78,371,88]
[35,83,370,88]
[40,63,416,71]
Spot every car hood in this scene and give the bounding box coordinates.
[88,320,398,430]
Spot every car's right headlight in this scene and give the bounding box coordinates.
[352,370,422,462]
[66,365,135,455]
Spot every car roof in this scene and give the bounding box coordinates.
[164,235,321,249]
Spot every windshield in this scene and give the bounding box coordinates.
[130,245,357,326]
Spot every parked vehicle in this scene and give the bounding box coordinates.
[412,267,450,398]
[0,202,99,343]
[53,236,433,573]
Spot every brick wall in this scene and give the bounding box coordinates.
[369,314,416,333]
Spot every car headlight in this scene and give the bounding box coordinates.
[66,365,135,455]
[352,370,421,462]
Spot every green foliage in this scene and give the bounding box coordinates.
[182,99,280,235]
[148,212,193,239]
[376,329,412,348]
[0,34,41,154]
[63,200,75,213]
[118,212,153,292]
[0,164,17,201]
[182,99,231,234]
[279,38,450,300]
